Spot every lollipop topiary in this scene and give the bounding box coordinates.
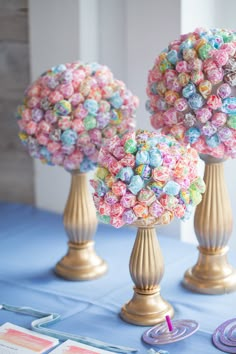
[17,62,138,171]
[92,130,205,227]
[17,61,138,280]
[91,129,205,325]
[147,28,236,158]
[146,28,236,294]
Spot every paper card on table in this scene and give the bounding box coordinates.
[49,339,116,354]
[0,322,59,353]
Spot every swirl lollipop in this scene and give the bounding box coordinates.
[17,61,138,280]
[143,315,199,345]
[146,28,236,294]
[91,129,205,325]
[213,318,236,353]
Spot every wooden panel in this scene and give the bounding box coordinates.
[0,6,28,42]
[0,97,34,203]
[0,0,33,204]
[0,99,25,151]
[0,0,27,10]
[0,150,34,204]
[0,42,30,100]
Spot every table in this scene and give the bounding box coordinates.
[0,202,235,354]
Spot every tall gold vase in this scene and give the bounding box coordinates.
[55,171,107,280]
[120,218,174,326]
[183,155,236,294]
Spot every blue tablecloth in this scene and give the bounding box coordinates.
[0,202,235,354]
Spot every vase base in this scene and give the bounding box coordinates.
[55,241,107,281]
[120,289,174,326]
[183,267,236,294]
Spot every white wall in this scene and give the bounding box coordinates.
[125,0,181,131]
[29,0,182,239]
[29,0,236,249]
[29,0,99,213]
[213,0,236,249]
[180,0,236,249]
[97,0,182,239]
[180,0,216,244]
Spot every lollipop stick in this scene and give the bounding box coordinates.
[165,315,173,332]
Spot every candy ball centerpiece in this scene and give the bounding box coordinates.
[17,61,138,280]
[146,28,236,294]
[91,129,205,325]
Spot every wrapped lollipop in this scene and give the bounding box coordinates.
[147,27,236,159]
[17,62,138,171]
[17,61,138,280]
[146,28,236,294]
[91,129,205,325]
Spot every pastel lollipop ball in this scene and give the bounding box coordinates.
[17,61,139,172]
[91,129,205,228]
[147,28,236,159]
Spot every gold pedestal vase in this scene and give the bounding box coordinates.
[55,171,107,280]
[183,155,236,294]
[120,215,174,326]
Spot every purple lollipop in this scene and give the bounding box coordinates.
[213,318,236,353]
[142,316,199,345]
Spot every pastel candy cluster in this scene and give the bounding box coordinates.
[16,62,138,172]
[91,130,205,228]
[147,28,236,159]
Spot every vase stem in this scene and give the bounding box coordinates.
[55,172,107,280]
[120,226,174,325]
[63,173,97,243]
[183,160,236,294]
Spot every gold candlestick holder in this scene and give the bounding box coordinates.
[55,171,107,280]
[183,155,236,294]
[120,213,174,326]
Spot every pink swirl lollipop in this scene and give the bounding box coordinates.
[213,318,236,353]
[142,316,199,345]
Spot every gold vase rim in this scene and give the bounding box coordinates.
[68,241,94,249]
[200,154,227,164]
[134,287,160,295]
[131,211,174,228]
[70,169,87,175]
[198,246,229,255]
